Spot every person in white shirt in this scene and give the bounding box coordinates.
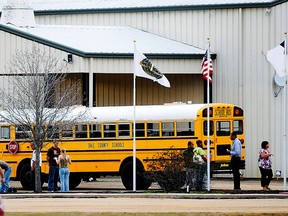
[30,142,42,192]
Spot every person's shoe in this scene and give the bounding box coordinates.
[266,187,271,191]
[234,188,241,191]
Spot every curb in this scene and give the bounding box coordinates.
[1,192,288,199]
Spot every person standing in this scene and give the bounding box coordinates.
[30,142,42,192]
[56,148,72,192]
[183,141,195,189]
[46,140,60,192]
[193,140,207,190]
[0,160,12,193]
[258,141,273,191]
[227,131,242,190]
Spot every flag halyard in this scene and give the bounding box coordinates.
[134,47,170,88]
[201,50,213,83]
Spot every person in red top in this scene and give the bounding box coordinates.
[258,141,273,191]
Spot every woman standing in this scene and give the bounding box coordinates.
[258,141,273,191]
[56,148,72,192]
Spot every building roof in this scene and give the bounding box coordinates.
[0,24,210,58]
[0,0,286,13]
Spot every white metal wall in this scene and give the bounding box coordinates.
[1,2,288,177]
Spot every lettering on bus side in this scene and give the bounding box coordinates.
[96,143,109,148]
[112,142,124,148]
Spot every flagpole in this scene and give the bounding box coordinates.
[284,32,287,191]
[206,38,211,192]
[133,41,137,192]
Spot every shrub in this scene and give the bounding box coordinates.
[144,148,186,192]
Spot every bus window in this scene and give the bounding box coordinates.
[233,120,243,134]
[176,121,194,136]
[61,124,73,139]
[104,123,116,138]
[0,126,10,139]
[75,124,88,138]
[118,123,130,138]
[162,122,174,137]
[16,125,31,139]
[133,123,145,137]
[47,125,60,139]
[203,121,214,136]
[216,121,230,136]
[90,124,101,138]
[147,122,159,137]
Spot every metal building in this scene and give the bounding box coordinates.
[0,0,288,178]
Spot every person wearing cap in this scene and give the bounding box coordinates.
[30,142,42,192]
[56,148,72,192]
[0,160,12,193]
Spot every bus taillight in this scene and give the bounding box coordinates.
[233,106,243,116]
[202,107,213,117]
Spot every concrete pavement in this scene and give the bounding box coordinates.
[2,177,288,199]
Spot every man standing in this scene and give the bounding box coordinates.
[0,160,12,193]
[183,141,194,189]
[46,140,60,192]
[227,131,242,190]
[31,142,42,192]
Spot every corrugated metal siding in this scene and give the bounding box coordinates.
[95,74,204,106]
[55,73,84,106]
[1,2,288,177]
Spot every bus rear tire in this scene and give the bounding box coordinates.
[69,174,81,189]
[121,161,151,190]
[19,163,33,190]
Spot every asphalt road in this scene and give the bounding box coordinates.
[2,177,288,214]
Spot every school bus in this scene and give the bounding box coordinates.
[0,103,245,190]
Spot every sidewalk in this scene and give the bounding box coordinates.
[2,178,288,199]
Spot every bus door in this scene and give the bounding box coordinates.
[214,120,232,169]
[202,120,215,159]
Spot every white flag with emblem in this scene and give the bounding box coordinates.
[134,47,170,88]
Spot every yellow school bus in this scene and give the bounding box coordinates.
[0,103,245,190]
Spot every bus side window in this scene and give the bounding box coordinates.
[203,121,214,136]
[118,123,130,138]
[147,122,159,137]
[233,120,243,134]
[76,124,88,138]
[133,123,145,137]
[104,123,116,138]
[47,125,60,139]
[162,122,174,137]
[216,121,230,136]
[176,121,194,136]
[61,124,73,139]
[90,124,102,138]
[0,126,10,139]
[15,125,31,139]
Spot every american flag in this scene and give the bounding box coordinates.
[201,50,213,83]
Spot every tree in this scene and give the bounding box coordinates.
[0,45,84,192]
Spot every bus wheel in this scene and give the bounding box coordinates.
[121,161,151,190]
[69,174,82,189]
[19,163,33,190]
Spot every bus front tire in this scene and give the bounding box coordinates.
[120,161,151,190]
